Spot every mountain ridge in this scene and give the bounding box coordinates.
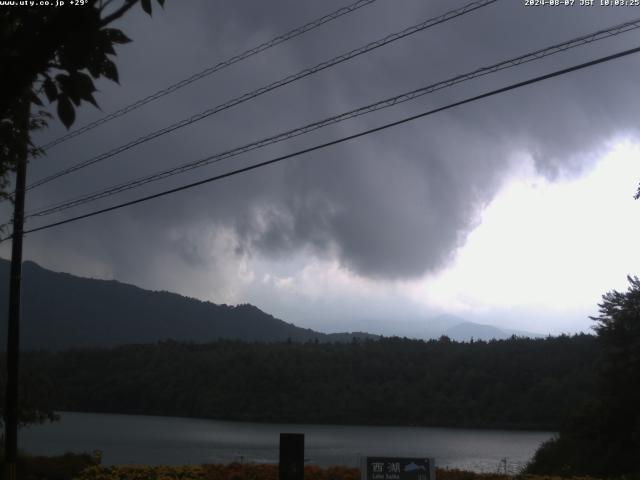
[0,259,540,349]
[444,321,543,341]
[0,259,378,350]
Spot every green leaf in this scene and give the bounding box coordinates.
[84,92,100,109]
[58,74,81,106]
[102,28,131,45]
[30,91,43,107]
[58,40,93,71]
[86,51,107,78]
[55,73,71,89]
[70,72,99,108]
[72,72,96,92]
[87,59,101,79]
[100,40,116,55]
[141,0,152,15]
[57,95,76,129]
[43,78,58,102]
[101,59,119,83]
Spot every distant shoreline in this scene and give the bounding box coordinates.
[46,410,558,434]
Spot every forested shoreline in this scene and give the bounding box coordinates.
[12,334,598,431]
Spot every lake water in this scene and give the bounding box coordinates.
[20,412,554,473]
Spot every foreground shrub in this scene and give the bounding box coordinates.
[0,452,98,480]
[76,465,206,480]
[437,471,603,480]
[0,457,617,480]
[436,470,510,480]
[75,464,360,480]
[74,465,613,480]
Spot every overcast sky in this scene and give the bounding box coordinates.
[2,0,640,336]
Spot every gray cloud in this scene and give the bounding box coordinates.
[8,0,640,295]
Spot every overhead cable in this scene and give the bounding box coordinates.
[25,17,640,220]
[26,0,499,191]
[7,43,639,242]
[37,0,381,151]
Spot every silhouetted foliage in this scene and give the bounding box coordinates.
[10,334,598,430]
[0,0,164,199]
[0,451,99,480]
[0,1,164,431]
[527,276,640,477]
[0,352,58,429]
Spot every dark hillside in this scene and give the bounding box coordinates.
[0,259,375,349]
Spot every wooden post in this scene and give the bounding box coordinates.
[4,98,29,480]
[279,433,304,480]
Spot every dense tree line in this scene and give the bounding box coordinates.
[526,277,640,477]
[14,334,598,430]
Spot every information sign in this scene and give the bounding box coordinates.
[363,457,435,480]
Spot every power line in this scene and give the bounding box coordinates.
[37,0,380,151]
[9,44,640,241]
[26,0,499,191]
[24,17,640,220]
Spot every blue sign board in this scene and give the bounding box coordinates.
[363,457,435,480]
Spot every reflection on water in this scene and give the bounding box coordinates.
[20,412,554,473]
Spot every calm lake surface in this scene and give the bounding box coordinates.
[20,412,554,473]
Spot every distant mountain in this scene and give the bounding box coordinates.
[0,259,378,350]
[429,313,468,330]
[444,322,511,341]
[354,314,542,342]
[443,321,543,342]
[348,314,466,340]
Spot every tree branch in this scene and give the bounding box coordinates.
[99,0,139,27]
[100,0,118,13]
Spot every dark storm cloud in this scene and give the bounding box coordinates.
[13,0,640,285]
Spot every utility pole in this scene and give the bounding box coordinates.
[4,97,29,480]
